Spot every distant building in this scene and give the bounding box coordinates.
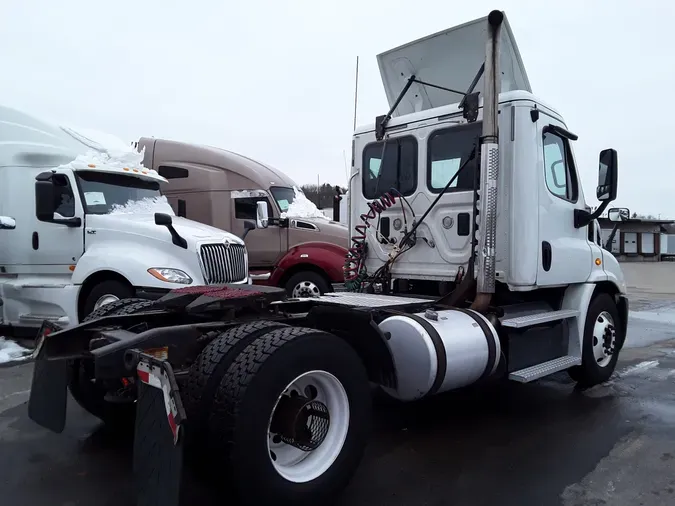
[597,217,675,261]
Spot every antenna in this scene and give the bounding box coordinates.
[342,149,348,179]
[353,56,359,131]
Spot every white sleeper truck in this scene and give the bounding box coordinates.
[11,10,630,506]
[0,106,251,337]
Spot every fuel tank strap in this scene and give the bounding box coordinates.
[382,310,447,396]
[453,308,498,379]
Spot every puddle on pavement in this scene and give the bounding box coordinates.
[637,399,675,424]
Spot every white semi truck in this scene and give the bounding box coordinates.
[12,9,630,506]
[0,107,250,337]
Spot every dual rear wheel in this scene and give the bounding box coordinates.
[70,300,373,505]
[187,324,372,506]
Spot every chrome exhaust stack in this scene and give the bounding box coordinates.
[473,10,503,311]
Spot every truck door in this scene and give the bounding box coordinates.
[0,170,84,270]
[536,122,593,285]
[31,172,86,267]
[230,193,282,267]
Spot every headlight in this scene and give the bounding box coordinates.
[147,268,193,284]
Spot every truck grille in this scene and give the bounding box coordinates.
[199,243,247,284]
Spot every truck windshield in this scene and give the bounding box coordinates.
[75,170,163,214]
[269,186,296,212]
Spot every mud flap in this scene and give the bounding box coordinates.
[27,320,68,433]
[133,354,186,506]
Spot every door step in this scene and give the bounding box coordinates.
[508,355,581,383]
[500,309,579,329]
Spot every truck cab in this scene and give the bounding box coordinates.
[0,106,251,335]
[343,11,630,392]
[135,138,349,296]
[349,15,628,297]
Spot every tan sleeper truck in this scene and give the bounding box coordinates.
[135,137,349,296]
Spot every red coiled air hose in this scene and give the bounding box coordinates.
[343,189,400,284]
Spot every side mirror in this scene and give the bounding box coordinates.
[154,213,173,226]
[35,172,57,222]
[0,216,16,230]
[154,212,187,248]
[608,207,630,222]
[596,149,618,202]
[256,201,269,229]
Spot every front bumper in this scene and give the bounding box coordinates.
[135,286,171,300]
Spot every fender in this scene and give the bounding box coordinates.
[562,279,628,357]
[269,241,349,286]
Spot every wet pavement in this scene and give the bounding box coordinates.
[3,277,675,505]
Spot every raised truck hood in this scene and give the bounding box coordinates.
[86,213,244,249]
[377,11,531,117]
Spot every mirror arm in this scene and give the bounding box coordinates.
[156,223,187,248]
[604,223,620,251]
[164,224,187,249]
[574,201,610,229]
[241,220,256,240]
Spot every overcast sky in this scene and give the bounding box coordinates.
[1,1,672,217]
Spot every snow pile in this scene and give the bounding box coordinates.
[58,126,165,182]
[62,125,136,157]
[281,187,329,220]
[59,148,145,173]
[0,337,32,365]
[109,195,175,216]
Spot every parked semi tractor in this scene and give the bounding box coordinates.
[12,10,630,506]
[0,107,251,337]
[133,137,350,297]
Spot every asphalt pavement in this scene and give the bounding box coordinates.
[2,264,675,506]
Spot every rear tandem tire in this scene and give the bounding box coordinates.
[68,298,158,428]
[208,326,372,506]
[183,320,288,464]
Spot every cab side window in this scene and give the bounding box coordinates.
[234,197,273,220]
[543,130,578,202]
[53,177,75,217]
[362,136,417,199]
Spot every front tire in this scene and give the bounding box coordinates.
[209,327,372,506]
[82,280,134,319]
[285,271,331,298]
[568,292,622,387]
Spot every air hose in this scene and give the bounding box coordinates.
[343,188,401,291]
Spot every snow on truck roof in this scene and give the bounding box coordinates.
[0,105,166,183]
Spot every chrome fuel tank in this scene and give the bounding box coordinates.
[378,308,501,401]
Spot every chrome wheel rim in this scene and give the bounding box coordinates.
[592,310,616,368]
[292,280,321,298]
[93,294,119,311]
